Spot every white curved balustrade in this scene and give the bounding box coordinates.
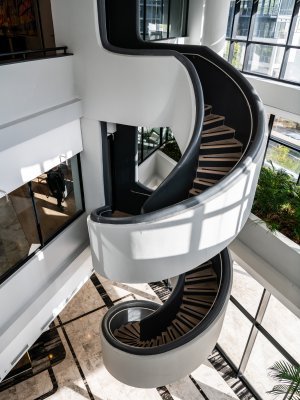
[88,145,266,283]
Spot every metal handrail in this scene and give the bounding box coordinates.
[0,46,70,59]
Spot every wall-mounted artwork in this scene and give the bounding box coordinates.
[0,0,37,36]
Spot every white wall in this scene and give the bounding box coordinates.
[0,56,77,126]
[138,150,176,188]
[80,118,106,213]
[185,0,231,55]
[51,0,197,155]
[245,75,300,120]
[0,217,90,381]
[230,214,300,317]
[0,119,83,198]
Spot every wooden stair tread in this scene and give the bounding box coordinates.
[189,188,202,196]
[203,114,225,122]
[199,154,241,160]
[202,125,235,134]
[197,167,228,176]
[193,178,215,187]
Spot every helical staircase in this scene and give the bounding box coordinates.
[87,0,267,388]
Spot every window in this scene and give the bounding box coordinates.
[140,0,188,41]
[225,0,300,85]
[264,115,300,182]
[0,155,84,283]
[138,126,173,163]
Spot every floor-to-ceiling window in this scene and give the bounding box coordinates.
[225,0,300,85]
[0,155,84,284]
[217,262,300,400]
[216,112,299,399]
[139,0,188,41]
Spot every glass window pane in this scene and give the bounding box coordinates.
[145,0,168,40]
[245,44,284,78]
[142,127,161,158]
[233,0,253,39]
[264,140,300,180]
[231,42,246,69]
[226,1,235,38]
[262,295,300,363]
[290,5,300,46]
[0,185,41,281]
[31,156,83,242]
[223,40,230,60]
[271,116,300,148]
[231,262,264,317]
[138,128,143,162]
[244,332,291,399]
[140,1,145,38]
[169,0,188,38]
[217,301,253,367]
[282,48,300,84]
[251,0,295,44]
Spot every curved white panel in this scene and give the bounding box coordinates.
[0,119,82,198]
[100,300,229,388]
[51,0,197,154]
[88,146,265,283]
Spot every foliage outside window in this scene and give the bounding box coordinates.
[0,155,84,284]
[225,0,300,85]
[252,165,300,244]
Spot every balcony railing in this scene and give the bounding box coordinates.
[0,46,72,65]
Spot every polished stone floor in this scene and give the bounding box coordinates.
[0,271,252,400]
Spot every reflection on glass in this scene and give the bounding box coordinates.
[142,127,161,158]
[217,302,253,367]
[290,6,300,46]
[169,0,188,38]
[271,116,300,148]
[251,0,294,44]
[231,262,264,317]
[262,295,300,363]
[223,40,230,60]
[233,0,253,39]
[244,333,290,399]
[0,185,41,281]
[226,1,235,38]
[245,44,284,77]
[145,0,168,40]
[283,48,300,83]
[232,42,246,69]
[265,140,300,180]
[31,156,83,242]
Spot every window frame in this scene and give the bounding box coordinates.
[0,154,85,286]
[225,0,300,86]
[140,0,189,41]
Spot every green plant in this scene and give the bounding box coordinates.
[252,165,300,244]
[267,360,300,399]
[161,140,182,162]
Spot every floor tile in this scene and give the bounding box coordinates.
[58,279,105,323]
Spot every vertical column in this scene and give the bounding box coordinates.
[201,0,232,55]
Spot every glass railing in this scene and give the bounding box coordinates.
[0,155,84,284]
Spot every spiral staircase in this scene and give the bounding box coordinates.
[87,0,267,388]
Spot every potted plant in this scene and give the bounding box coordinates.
[267,360,300,399]
[231,165,300,315]
[252,166,300,245]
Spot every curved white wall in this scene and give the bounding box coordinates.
[51,0,197,154]
[101,298,230,388]
[88,142,266,283]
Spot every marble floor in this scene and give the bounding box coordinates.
[0,271,253,400]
